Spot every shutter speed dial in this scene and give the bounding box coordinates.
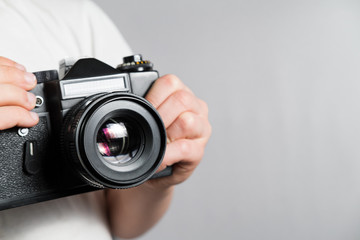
[117,54,153,72]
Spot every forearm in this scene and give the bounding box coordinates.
[105,74,211,239]
[106,183,174,239]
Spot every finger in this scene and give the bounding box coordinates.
[146,74,188,108]
[0,106,39,130]
[156,139,206,184]
[161,138,206,167]
[0,84,36,110]
[166,111,211,142]
[157,90,203,128]
[0,56,26,71]
[0,65,36,90]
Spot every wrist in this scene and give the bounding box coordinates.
[137,179,175,196]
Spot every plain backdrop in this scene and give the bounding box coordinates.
[93,1,360,239]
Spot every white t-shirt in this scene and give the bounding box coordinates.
[0,0,132,239]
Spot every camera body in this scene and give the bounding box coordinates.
[0,55,169,210]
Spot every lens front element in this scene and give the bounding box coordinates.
[96,118,141,166]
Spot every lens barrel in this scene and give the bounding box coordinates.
[61,93,166,189]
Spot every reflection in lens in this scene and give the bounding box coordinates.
[96,118,141,166]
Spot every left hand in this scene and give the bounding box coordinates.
[145,74,212,188]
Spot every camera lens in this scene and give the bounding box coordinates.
[62,93,166,189]
[96,118,141,166]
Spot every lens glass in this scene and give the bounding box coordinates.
[96,118,141,166]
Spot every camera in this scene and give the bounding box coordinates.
[0,54,170,210]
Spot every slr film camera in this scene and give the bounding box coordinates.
[0,54,171,210]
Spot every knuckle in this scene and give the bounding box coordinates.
[0,66,19,83]
[160,74,182,90]
[178,140,191,156]
[13,69,24,82]
[173,90,193,109]
[178,113,196,132]
[0,65,10,76]
[0,57,18,68]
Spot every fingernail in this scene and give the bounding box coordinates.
[15,63,26,71]
[24,72,36,85]
[29,111,39,121]
[27,92,36,106]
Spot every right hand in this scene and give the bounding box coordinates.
[0,56,39,130]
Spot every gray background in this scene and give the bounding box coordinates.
[94,0,360,239]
